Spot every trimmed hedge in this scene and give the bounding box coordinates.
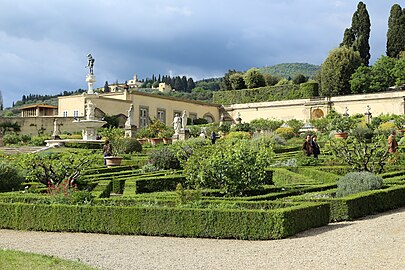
[134,175,186,194]
[213,82,319,105]
[295,167,340,184]
[268,168,316,186]
[0,200,329,240]
[287,184,405,222]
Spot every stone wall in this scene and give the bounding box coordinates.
[0,117,82,136]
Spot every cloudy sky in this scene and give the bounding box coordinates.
[0,0,401,107]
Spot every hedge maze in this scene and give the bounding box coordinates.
[1,147,405,240]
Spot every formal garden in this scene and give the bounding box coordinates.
[1,111,405,240]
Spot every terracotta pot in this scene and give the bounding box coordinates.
[104,156,123,167]
[137,138,149,145]
[149,138,163,146]
[334,132,348,139]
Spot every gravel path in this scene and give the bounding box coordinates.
[1,207,405,270]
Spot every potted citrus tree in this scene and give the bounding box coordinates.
[100,127,126,166]
[330,114,356,139]
[159,127,175,144]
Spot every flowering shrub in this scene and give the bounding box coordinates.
[47,179,94,205]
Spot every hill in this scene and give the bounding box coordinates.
[259,63,320,79]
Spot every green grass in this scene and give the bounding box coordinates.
[0,249,98,270]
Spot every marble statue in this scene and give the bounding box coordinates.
[173,113,181,135]
[86,100,95,120]
[181,110,187,129]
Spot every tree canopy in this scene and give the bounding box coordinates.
[320,47,362,97]
[340,1,371,65]
[387,4,405,58]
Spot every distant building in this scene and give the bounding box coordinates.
[158,83,172,93]
[19,104,58,117]
[126,74,143,89]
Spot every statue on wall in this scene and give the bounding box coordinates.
[173,113,181,135]
[86,53,95,75]
[125,104,134,127]
[181,110,187,129]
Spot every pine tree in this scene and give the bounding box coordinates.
[387,4,405,58]
[340,2,371,65]
[181,76,188,92]
[187,78,196,91]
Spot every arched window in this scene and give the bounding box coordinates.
[203,113,214,123]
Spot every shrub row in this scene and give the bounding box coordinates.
[287,184,405,222]
[267,168,317,186]
[0,200,329,240]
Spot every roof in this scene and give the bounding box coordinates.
[18,104,58,110]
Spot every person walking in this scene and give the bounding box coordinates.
[388,129,398,154]
[302,134,313,156]
[311,135,320,159]
[211,131,217,144]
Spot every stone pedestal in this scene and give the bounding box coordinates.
[86,74,96,94]
[364,112,372,124]
[178,129,190,141]
[0,133,3,147]
[125,125,137,138]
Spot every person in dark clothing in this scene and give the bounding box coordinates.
[103,139,112,165]
[311,135,320,159]
[302,134,313,156]
[211,131,217,144]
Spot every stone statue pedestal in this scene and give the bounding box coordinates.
[0,133,3,147]
[125,125,137,138]
[364,112,372,124]
[86,74,96,94]
[178,128,190,141]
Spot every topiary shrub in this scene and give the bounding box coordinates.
[336,171,383,197]
[124,138,142,154]
[0,161,24,191]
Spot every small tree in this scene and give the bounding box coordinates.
[18,151,98,186]
[243,68,266,89]
[184,139,273,195]
[328,134,389,174]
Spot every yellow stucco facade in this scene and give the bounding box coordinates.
[225,91,405,123]
[4,90,405,136]
[57,91,221,129]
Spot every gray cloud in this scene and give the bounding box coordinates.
[0,0,399,107]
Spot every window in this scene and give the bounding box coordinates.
[63,111,68,117]
[139,106,149,128]
[157,109,166,124]
[203,113,214,123]
[189,113,197,124]
[73,110,79,118]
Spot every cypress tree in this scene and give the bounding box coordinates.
[340,2,371,65]
[386,4,405,58]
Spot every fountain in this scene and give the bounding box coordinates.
[73,100,106,140]
[45,53,106,147]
